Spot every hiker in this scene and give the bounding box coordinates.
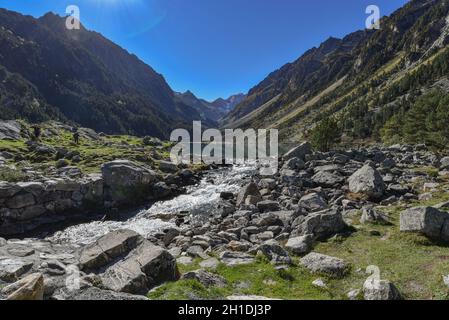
[32,124,41,141]
[73,127,80,144]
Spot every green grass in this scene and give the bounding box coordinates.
[149,257,334,300]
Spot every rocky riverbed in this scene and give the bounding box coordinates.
[2,123,449,300]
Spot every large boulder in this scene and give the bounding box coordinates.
[236,182,262,206]
[79,229,178,295]
[348,164,385,199]
[1,273,44,300]
[250,240,292,265]
[285,234,314,255]
[363,279,402,300]
[79,229,141,271]
[0,120,22,140]
[400,206,449,242]
[101,160,159,205]
[300,252,349,278]
[283,142,312,161]
[181,269,227,288]
[291,208,346,240]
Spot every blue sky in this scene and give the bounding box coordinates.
[0,0,408,101]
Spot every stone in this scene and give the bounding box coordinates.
[7,246,35,257]
[177,256,194,265]
[236,183,262,206]
[300,252,349,278]
[283,157,305,170]
[79,229,142,270]
[299,193,326,211]
[312,171,345,188]
[347,289,361,300]
[312,278,327,289]
[285,234,314,255]
[101,240,178,294]
[440,156,449,170]
[219,251,255,266]
[5,193,35,209]
[0,120,22,140]
[227,240,251,252]
[257,200,280,212]
[2,273,44,300]
[363,279,402,300]
[360,206,390,225]
[259,178,277,190]
[101,160,159,205]
[291,208,346,241]
[186,245,208,259]
[348,164,385,199]
[53,286,149,300]
[400,206,449,241]
[283,142,312,161]
[227,295,280,300]
[250,240,292,265]
[181,269,227,288]
[199,258,220,270]
[0,258,33,281]
[19,205,47,221]
[443,275,449,288]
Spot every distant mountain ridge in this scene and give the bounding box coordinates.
[0,9,222,138]
[222,0,449,146]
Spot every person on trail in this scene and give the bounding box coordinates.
[32,124,41,141]
[73,127,80,145]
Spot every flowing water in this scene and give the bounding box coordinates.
[46,164,257,245]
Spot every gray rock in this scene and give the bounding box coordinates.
[199,258,220,270]
[2,273,44,300]
[300,252,349,278]
[312,171,345,187]
[0,258,33,282]
[299,193,327,211]
[400,206,449,241]
[101,160,159,205]
[219,251,254,266]
[283,157,305,170]
[284,142,312,161]
[440,156,449,170]
[53,286,149,300]
[363,279,402,300]
[101,240,178,294]
[348,164,385,199]
[181,269,227,288]
[285,235,314,255]
[360,206,390,225]
[0,120,22,140]
[257,200,280,212]
[79,229,141,270]
[5,193,35,209]
[236,183,262,206]
[177,256,194,265]
[291,208,346,241]
[250,240,292,265]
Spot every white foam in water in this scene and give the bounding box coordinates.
[47,164,256,245]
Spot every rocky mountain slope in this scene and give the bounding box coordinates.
[175,91,245,123]
[222,0,449,147]
[0,9,214,138]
